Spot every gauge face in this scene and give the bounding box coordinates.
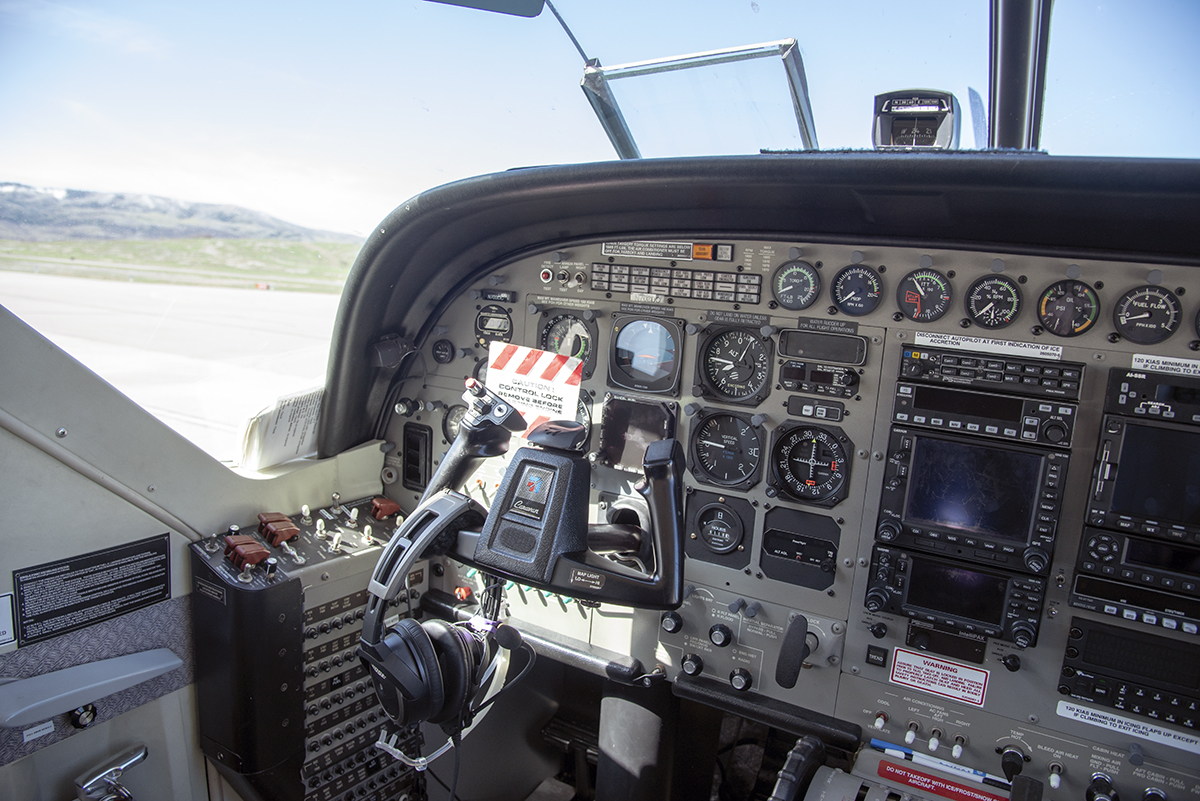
[701,329,771,401]
[691,413,763,487]
[831,265,883,316]
[540,312,596,377]
[771,425,849,503]
[771,260,821,311]
[609,316,683,394]
[1038,279,1101,337]
[442,404,467,442]
[896,268,953,322]
[474,304,512,345]
[431,338,455,364]
[695,503,743,554]
[1113,285,1181,344]
[965,275,1022,329]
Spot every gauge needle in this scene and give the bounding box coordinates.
[702,440,728,448]
[915,283,926,296]
[977,301,994,316]
[1123,312,1151,321]
[843,288,861,300]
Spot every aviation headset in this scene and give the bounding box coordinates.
[358,490,520,736]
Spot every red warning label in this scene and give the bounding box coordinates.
[889,648,989,706]
[878,762,1006,801]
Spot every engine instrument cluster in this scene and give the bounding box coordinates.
[382,238,1200,801]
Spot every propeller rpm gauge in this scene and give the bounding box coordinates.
[831,265,883,316]
[965,274,1022,329]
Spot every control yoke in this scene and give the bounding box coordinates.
[413,378,685,610]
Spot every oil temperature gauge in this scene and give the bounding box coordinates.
[1038,279,1100,337]
[896,268,952,322]
[1113,285,1181,344]
[965,274,1022,329]
[771,260,821,311]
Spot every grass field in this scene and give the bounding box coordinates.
[0,238,364,293]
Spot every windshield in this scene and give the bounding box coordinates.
[2,0,1196,464]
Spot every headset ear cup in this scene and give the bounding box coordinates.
[394,617,445,724]
[423,620,477,727]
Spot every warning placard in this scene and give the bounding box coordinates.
[878,762,1007,801]
[889,648,989,706]
[488,341,582,438]
[13,533,170,645]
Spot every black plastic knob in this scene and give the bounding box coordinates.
[1011,621,1036,648]
[865,588,889,613]
[681,653,704,676]
[709,624,733,647]
[911,631,932,651]
[869,623,888,639]
[729,668,753,691]
[661,611,684,634]
[1042,422,1068,444]
[1001,747,1027,782]
[877,520,901,542]
[1023,547,1049,573]
[1002,654,1022,672]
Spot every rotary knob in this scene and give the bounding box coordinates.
[681,654,704,676]
[1010,621,1036,648]
[1041,421,1069,444]
[1087,773,1119,801]
[660,611,683,634]
[876,520,901,542]
[1023,546,1050,573]
[729,668,753,692]
[709,624,733,647]
[865,588,889,613]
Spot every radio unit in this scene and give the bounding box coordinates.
[899,347,1083,400]
[1105,367,1200,423]
[1087,415,1200,546]
[864,546,1045,646]
[876,427,1067,574]
[1059,617,1200,730]
[892,382,1076,447]
[779,360,858,398]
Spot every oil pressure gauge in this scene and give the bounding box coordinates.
[1038,279,1100,337]
[1113,285,1181,344]
[965,274,1022,329]
[896,268,952,322]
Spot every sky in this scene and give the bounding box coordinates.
[1,0,1197,237]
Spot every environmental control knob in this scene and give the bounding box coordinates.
[1142,789,1167,801]
[660,611,683,634]
[928,729,942,752]
[1048,764,1063,791]
[873,713,888,730]
[709,624,733,647]
[904,723,918,746]
[1087,773,1119,801]
[1000,747,1027,782]
[952,735,966,760]
[681,654,704,676]
[729,668,753,692]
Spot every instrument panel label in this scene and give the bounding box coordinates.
[602,240,693,260]
[878,762,1007,801]
[1056,701,1200,755]
[1131,353,1200,378]
[913,333,1063,360]
[0,592,13,646]
[795,316,859,335]
[12,533,170,646]
[890,648,989,706]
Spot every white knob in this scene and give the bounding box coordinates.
[301,504,311,518]
[928,735,940,752]
[952,743,964,759]
[1049,774,1062,790]
[874,715,887,730]
[349,507,360,524]
[904,729,917,746]
[331,531,343,551]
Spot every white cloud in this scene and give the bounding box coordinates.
[0,0,170,54]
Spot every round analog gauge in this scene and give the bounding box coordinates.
[695,503,743,554]
[771,260,821,310]
[965,275,1022,329]
[701,329,771,401]
[472,357,488,384]
[1113,285,1181,344]
[540,312,595,376]
[831,265,883,316]
[610,316,682,394]
[771,425,849,503]
[431,338,455,364]
[442,404,468,442]
[896,268,953,322]
[1037,279,1101,337]
[691,412,763,487]
[474,304,512,345]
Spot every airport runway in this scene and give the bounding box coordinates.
[0,271,341,462]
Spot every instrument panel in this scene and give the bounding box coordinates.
[381,237,1200,800]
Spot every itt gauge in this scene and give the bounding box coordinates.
[896,268,953,322]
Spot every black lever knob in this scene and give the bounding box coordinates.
[1001,746,1027,783]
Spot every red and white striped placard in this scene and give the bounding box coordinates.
[487,342,583,438]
